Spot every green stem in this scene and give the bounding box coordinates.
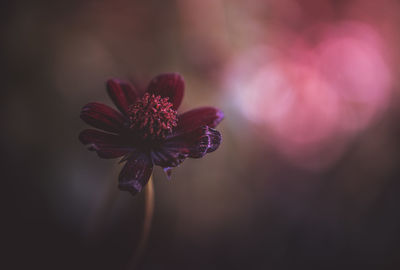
[129,175,155,269]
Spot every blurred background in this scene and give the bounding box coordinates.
[2,0,400,269]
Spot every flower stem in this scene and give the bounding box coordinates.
[129,175,155,269]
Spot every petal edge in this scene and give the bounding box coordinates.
[176,107,224,134]
[147,73,184,110]
[80,102,125,133]
[79,129,132,159]
[119,154,153,195]
[107,79,138,115]
[152,126,222,168]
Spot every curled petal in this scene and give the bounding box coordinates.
[182,126,221,157]
[106,79,138,115]
[176,107,224,134]
[147,73,184,110]
[152,126,222,168]
[119,154,153,195]
[79,129,133,159]
[151,147,187,168]
[80,102,125,133]
[203,127,222,154]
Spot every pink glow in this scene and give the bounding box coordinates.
[226,21,392,170]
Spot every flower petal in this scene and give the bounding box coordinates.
[151,126,222,168]
[80,102,126,133]
[106,78,138,115]
[147,73,184,110]
[182,126,221,157]
[79,129,133,159]
[150,147,187,168]
[119,154,153,195]
[176,107,224,134]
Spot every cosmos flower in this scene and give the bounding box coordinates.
[79,73,223,195]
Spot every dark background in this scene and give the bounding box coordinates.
[3,0,400,269]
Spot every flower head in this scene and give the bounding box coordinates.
[79,73,223,195]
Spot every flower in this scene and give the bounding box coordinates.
[79,73,224,195]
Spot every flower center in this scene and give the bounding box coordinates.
[128,93,178,139]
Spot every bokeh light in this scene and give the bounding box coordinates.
[226,21,392,169]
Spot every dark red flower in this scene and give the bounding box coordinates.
[79,73,223,195]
